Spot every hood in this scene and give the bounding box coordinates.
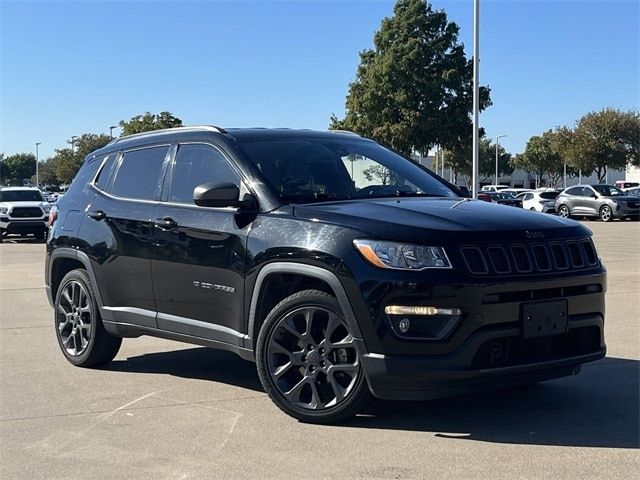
[293,197,589,243]
[0,201,47,209]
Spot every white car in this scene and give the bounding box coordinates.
[0,187,51,242]
[517,190,560,213]
[481,185,510,193]
[501,188,533,196]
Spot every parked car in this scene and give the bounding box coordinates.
[623,186,640,196]
[0,187,51,242]
[46,126,606,423]
[614,181,639,189]
[501,188,533,196]
[555,184,640,222]
[518,190,559,213]
[481,185,510,193]
[488,191,523,207]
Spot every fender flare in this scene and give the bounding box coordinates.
[245,262,365,350]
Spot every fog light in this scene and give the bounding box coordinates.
[385,305,462,340]
[398,318,411,333]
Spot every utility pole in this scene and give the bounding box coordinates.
[563,163,567,189]
[35,142,41,187]
[495,134,507,185]
[109,126,117,139]
[472,0,480,198]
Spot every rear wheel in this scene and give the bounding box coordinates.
[54,269,122,367]
[558,204,570,218]
[599,205,613,222]
[256,290,371,424]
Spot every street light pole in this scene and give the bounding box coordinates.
[109,126,117,139]
[495,134,506,185]
[472,0,480,198]
[35,142,41,187]
[71,136,78,153]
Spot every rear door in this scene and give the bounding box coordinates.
[151,142,251,343]
[86,145,171,327]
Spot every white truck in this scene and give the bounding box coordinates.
[0,187,51,243]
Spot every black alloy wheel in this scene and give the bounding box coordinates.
[256,290,370,423]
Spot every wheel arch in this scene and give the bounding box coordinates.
[246,263,365,352]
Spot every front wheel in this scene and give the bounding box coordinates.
[599,205,614,222]
[558,204,570,218]
[256,290,371,424]
[54,269,122,367]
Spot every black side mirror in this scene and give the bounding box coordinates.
[193,182,256,210]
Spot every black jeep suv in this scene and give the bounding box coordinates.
[46,126,606,423]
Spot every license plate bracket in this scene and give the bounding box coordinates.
[521,300,568,338]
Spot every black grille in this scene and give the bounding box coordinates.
[459,238,599,276]
[10,207,43,218]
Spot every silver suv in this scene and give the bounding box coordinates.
[555,184,640,222]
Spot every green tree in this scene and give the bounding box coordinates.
[512,130,564,187]
[330,0,491,156]
[119,111,183,136]
[52,149,81,185]
[443,136,512,185]
[2,153,36,185]
[558,109,640,182]
[37,158,60,186]
[73,133,112,158]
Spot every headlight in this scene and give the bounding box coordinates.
[42,204,51,213]
[0,207,8,214]
[353,239,451,270]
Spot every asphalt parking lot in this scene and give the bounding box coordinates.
[1,221,638,479]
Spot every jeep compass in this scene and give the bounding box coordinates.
[45,126,606,423]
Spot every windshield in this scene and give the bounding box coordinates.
[592,185,624,197]
[237,137,456,203]
[0,190,44,202]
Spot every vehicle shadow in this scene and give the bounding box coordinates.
[107,350,638,448]
[349,356,639,449]
[107,347,263,392]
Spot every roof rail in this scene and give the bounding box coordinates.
[110,125,227,144]
[330,130,361,137]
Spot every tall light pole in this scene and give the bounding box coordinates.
[472,0,480,198]
[35,142,41,187]
[495,134,507,185]
[109,125,117,139]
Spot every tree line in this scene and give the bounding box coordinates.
[331,0,639,187]
[0,112,182,187]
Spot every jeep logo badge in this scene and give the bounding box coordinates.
[525,230,544,240]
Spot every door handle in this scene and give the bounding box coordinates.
[155,217,178,230]
[87,210,107,221]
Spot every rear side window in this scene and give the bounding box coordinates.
[94,154,118,191]
[540,191,559,200]
[168,144,240,204]
[111,146,169,200]
[565,187,583,196]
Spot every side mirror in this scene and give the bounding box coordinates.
[194,182,256,209]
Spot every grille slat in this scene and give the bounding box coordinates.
[460,238,598,276]
[10,207,43,218]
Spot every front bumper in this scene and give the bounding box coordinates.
[613,204,640,218]
[361,313,604,400]
[0,218,48,234]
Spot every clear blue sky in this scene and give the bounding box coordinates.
[1,0,638,160]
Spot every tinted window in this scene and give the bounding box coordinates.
[540,191,559,200]
[111,146,169,200]
[592,185,624,197]
[524,193,533,200]
[0,190,43,202]
[94,154,118,190]
[565,187,583,196]
[169,144,240,204]
[238,137,455,203]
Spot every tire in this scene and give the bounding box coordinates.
[54,269,122,367]
[599,205,613,222]
[256,289,371,424]
[558,204,571,218]
[0,229,4,243]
